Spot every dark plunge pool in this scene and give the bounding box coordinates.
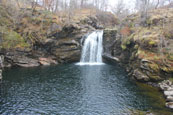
[0,63,172,115]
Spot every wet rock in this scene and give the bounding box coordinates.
[133,69,150,82]
[0,55,4,68]
[159,80,173,91]
[15,59,40,67]
[6,55,40,67]
[103,28,117,54]
[0,69,2,80]
[53,49,81,63]
[140,59,151,71]
[58,40,79,46]
[164,91,173,96]
[0,55,4,80]
[39,57,58,66]
[102,54,120,63]
[166,102,173,109]
[166,96,173,102]
[159,80,173,109]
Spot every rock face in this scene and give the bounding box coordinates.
[102,8,173,110]
[4,52,40,67]
[39,57,58,66]
[103,8,173,83]
[103,29,117,54]
[0,9,107,67]
[133,69,150,82]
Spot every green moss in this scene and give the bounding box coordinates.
[129,22,135,28]
[134,44,139,49]
[121,44,127,50]
[123,109,147,115]
[168,77,173,82]
[167,53,173,61]
[161,66,173,73]
[146,18,152,25]
[148,40,156,45]
[135,82,173,114]
[1,30,30,49]
[149,75,162,81]
[149,63,159,72]
[0,17,11,26]
[121,34,134,50]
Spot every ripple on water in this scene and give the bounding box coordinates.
[0,63,172,114]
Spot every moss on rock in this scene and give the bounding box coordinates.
[0,29,30,49]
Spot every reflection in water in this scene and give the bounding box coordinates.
[0,64,172,115]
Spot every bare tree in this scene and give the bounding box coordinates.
[111,0,129,18]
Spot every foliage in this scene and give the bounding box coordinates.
[163,22,173,39]
[120,26,131,36]
[0,29,30,49]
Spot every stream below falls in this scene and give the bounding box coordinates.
[0,63,172,115]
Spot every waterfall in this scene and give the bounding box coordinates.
[78,30,104,65]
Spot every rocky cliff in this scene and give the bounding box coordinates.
[0,5,117,68]
[103,8,173,109]
[104,8,173,82]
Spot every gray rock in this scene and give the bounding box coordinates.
[159,80,173,91]
[0,55,4,68]
[166,96,173,102]
[13,56,40,67]
[102,54,120,63]
[164,91,173,96]
[0,69,2,80]
[167,87,173,91]
[166,102,173,109]
[103,29,117,54]
[133,69,150,82]
[39,57,58,66]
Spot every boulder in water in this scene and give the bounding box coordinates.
[166,102,173,109]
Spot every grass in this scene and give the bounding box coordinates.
[0,29,30,49]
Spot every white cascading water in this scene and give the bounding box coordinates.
[78,30,104,65]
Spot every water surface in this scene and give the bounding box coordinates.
[0,63,172,114]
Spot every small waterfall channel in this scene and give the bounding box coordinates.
[78,30,104,65]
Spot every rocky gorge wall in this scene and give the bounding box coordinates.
[0,6,118,80]
[103,8,173,109]
[1,3,173,109]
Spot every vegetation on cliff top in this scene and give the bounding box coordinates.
[119,6,173,81]
[0,0,117,50]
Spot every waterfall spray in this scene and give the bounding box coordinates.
[78,30,104,65]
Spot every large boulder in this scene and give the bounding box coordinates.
[166,102,173,109]
[45,38,81,63]
[133,69,150,82]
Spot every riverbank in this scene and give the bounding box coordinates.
[103,8,173,110]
